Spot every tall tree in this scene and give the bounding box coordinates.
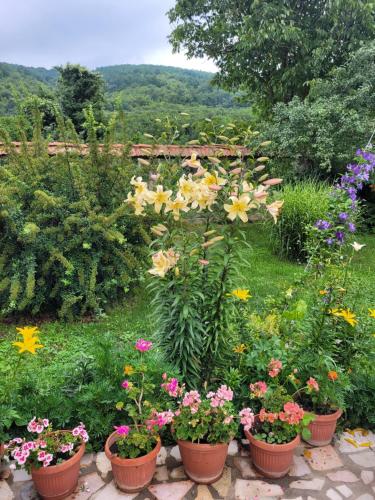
[169,0,375,112]
[56,64,104,133]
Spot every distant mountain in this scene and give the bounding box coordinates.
[0,62,245,115]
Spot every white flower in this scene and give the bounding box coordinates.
[351,242,366,252]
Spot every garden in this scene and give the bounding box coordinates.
[1,1,375,498]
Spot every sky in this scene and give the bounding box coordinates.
[0,0,217,72]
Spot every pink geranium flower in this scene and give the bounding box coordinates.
[135,339,153,352]
[307,377,319,392]
[114,425,130,436]
[249,381,268,398]
[268,358,282,378]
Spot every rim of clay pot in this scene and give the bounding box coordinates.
[311,408,342,422]
[105,430,161,466]
[31,435,85,476]
[245,428,300,451]
[177,439,229,450]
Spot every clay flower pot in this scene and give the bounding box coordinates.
[304,409,342,446]
[245,429,300,478]
[105,431,161,493]
[31,440,85,500]
[177,439,228,484]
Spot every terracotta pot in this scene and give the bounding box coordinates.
[177,439,228,484]
[0,443,4,458]
[105,431,160,493]
[245,428,300,478]
[304,409,342,446]
[31,439,85,500]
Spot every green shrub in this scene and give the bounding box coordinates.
[0,112,153,319]
[269,181,330,261]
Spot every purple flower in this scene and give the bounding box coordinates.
[338,212,349,221]
[335,231,345,243]
[326,238,334,246]
[315,220,331,230]
[348,222,356,233]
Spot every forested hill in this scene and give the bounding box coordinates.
[0,62,244,115]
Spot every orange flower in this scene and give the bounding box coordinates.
[328,370,338,381]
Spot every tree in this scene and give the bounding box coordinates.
[56,64,105,133]
[169,0,375,112]
[267,43,375,178]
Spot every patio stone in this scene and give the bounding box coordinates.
[170,445,182,462]
[326,487,343,500]
[356,495,375,500]
[234,479,283,499]
[156,446,168,465]
[228,439,239,456]
[195,484,214,499]
[212,466,232,497]
[327,470,359,482]
[304,446,343,471]
[335,484,353,498]
[349,451,375,468]
[67,472,105,499]
[338,430,375,454]
[91,481,137,499]
[233,456,259,478]
[154,465,169,482]
[0,480,14,500]
[288,455,311,477]
[81,452,95,468]
[12,468,31,482]
[289,478,325,490]
[170,465,187,479]
[96,451,112,479]
[18,481,38,500]
[148,480,194,499]
[362,470,375,485]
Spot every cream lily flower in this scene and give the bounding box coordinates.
[224,194,251,222]
[130,176,149,201]
[146,185,172,214]
[267,200,284,223]
[125,192,146,216]
[178,174,197,201]
[202,171,227,187]
[165,194,190,221]
[191,185,217,211]
[351,242,366,252]
[182,153,202,169]
[148,251,171,277]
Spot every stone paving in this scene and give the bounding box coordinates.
[1,429,375,500]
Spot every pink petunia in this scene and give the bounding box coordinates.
[114,425,130,436]
[121,380,131,390]
[135,339,153,352]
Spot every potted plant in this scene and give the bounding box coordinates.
[5,418,88,500]
[293,371,347,446]
[164,382,251,484]
[105,338,174,493]
[244,361,314,478]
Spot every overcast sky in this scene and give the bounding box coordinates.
[0,0,217,71]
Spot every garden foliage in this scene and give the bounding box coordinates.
[0,112,152,319]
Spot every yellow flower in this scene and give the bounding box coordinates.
[230,289,251,301]
[178,174,197,201]
[319,290,328,295]
[190,184,217,211]
[130,176,149,201]
[233,344,246,354]
[182,153,202,169]
[13,327,44,355]
[124,365,134,375]
[340,309,357,327]
[165,194,190,221]
[368,309,375,319]
[266,200,284,224]
[126,192,146,216]
[202,171,227,187]
[224,194,251,222]
[148,249,179,278]
[146,185,172,214]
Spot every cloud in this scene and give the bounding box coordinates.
[0,0,217,71]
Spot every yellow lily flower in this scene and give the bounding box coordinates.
[124,365,134,375]
[16,326,40,341]
[340,309,357,327]
[224,194,251,222]
[230,289,251,301]
[165,194,190,221]
[368,309,375,319]
[266,200,284,224]
[146,185,172,214]
[233,344,246,354]
[13,335,44,355]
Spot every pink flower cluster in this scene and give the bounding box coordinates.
[135,338,153,352]
[239,408,255,431]
[114,425,130,436]
[161,374,182,397]
[10,440,37,466]
[37,451,54,467]
[121,380,131,390]
[207,385,233,408]
[249,381,268,398]
[27,417,49,434]
[268,358,282,378]
[279,402,304,425]
[59,443,74,454]
[182,390,202,414]
[306,377,319,392]
[72,423,89,443]
[259,408,279,423]
[146,410,174,430]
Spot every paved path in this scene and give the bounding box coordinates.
[1,429,374,500]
